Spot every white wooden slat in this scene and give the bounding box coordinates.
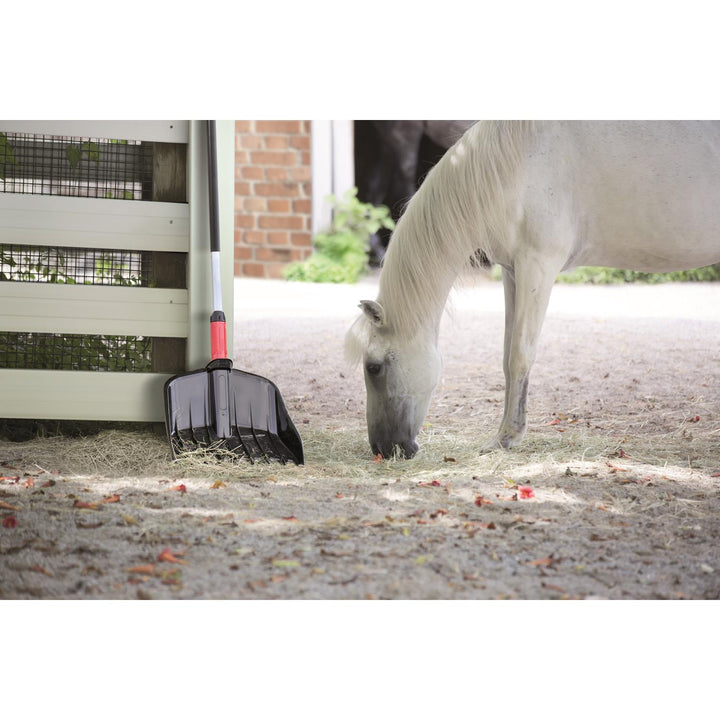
[0,121,188,144]
[0,283,188,337]
[0,194,189,252]
[0,368,170,421]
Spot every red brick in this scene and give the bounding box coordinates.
[235,121,252,132]
[244,231,265,245]
[235,214,255,229]
[259,215,304,230]
[268,231,290,245]
[241,166,264,180]
[291,232,312,247]
[250,151,297,166]
[256,247,294,262]
[240,134,263,149]
[292,199,311,214]
[267,263,289,280]
[289,135,310,150]
[288,166,311,182]
[235,246,253,260]
[244,197,266,212]
[256,248,302,262]
[268,199,291,213]
[265,136,289,149]
[256,120,301,133]
[255,182,299,197]
[234,181,250,195]
[265,168,288,181]
[243,263,266,278]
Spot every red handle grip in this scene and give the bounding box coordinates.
[210,317,227,361]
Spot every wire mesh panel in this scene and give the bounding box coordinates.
[0,132,153,200]
[0,332,153,372]
[0,124,189,384]
[0,244,154,286]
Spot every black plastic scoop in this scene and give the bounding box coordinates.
[164,121,304,464]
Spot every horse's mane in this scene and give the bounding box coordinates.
[346,120,533,364]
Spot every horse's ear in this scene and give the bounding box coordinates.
[359,300,386,328]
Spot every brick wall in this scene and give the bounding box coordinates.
[234,120,313,278]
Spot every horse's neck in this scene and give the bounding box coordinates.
[377,221,461,342]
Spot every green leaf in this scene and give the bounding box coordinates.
[65,145,82,170]
[81,141,100,163]
[0,132,19,179]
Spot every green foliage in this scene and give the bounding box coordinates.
[284,188,395,283]
[0,132,19,179]
[65,140,101,170]
[556,264,720,284]
[489,263,720,284]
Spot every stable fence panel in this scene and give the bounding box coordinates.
[0,194,190,252]
[0,119,229,424]
[0,121,187,144]
[0,369,171,421]
[0,283,188,337]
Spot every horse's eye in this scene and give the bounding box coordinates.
[365,362,383,376]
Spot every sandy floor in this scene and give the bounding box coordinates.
[1,274,719,601]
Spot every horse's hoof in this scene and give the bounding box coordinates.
[479,437,508,453]
[480,432,524,453]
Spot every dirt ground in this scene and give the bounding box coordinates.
[1,273,719,600]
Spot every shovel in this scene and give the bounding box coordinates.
[164,120,304,464]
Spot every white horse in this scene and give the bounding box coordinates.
[345,121,720,458]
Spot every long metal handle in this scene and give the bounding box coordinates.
[207,120,221,254]
[207,119,228,361]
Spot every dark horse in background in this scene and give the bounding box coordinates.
[354,120,475,263]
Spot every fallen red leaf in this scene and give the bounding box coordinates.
[30,565,52,576]
[101,494,121,504]
[157,548,188,565]
[372,453,383,463]
[474,495,493,506]
[418,480,443,488]
[210,481,226,490]
[547,418,562,426]
[606,462,628,474]
[170,484,187,494]
[127,564,156,575]
[23,477,35,489]
[689,416,701,423]
[0,501,19,511]
[2,515,18,528]
[282,515,299,522]
[0,476,20,482]
[711,471,720,478]
[335,492,344,498]
[518,486,535,499]
[73,500,99,510]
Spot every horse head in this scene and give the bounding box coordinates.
[346,299,442,459]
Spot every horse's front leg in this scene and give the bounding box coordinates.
[481,258,557,451]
